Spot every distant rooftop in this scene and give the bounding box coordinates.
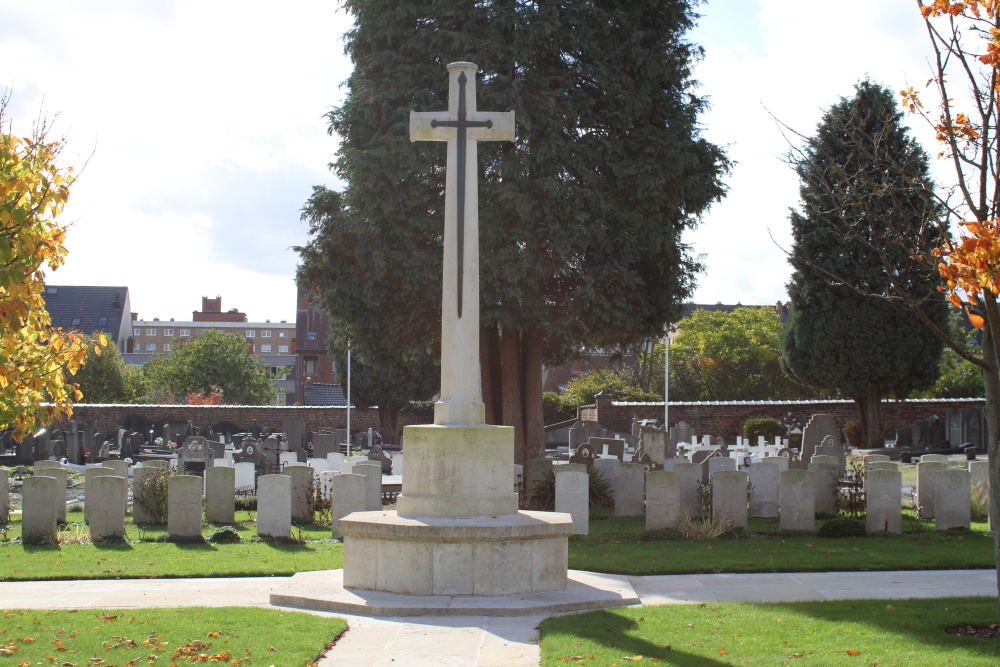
[41,285,132,346]
[303,383,347,407]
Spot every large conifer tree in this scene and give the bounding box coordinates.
[297,1,729,462]
[781,81,948,448]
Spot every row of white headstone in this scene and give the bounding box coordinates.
[1,459,388,543]
[551,455,991,536]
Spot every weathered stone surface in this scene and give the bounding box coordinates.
[234,462,256,492]
[0,469,8,524]
[801,414,840,463]
[84,466,115,523]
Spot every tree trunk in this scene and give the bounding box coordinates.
[521,327,545,464]
[378,402,401,446]
[481,324,503,425]
[500,329,526,460]
[854,393,884,449]
[979,293,1000,616]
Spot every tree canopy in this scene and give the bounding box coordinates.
[669,307,808,401]
[781,80,948,447]
[143,330,274,405]
[0,99,93,439]
[73,334,146,404]
[297,0,729,462]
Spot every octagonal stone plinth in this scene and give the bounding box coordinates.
[340,510,573,596]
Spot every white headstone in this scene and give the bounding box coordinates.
[205,466,236,524]
[673,462,703,519]
[917,461,948,518]
[555,470,589,535]
[89,475,127,541]
[645,471,681,531]
[867,468,902,534]
[285,464,315,523]
[748,462,780,519]
[779,470,814,532]
[711,470,748,528]
[593,458,618,498]
[614,463,645,517]
[0,469,7,525]
[352,462,383,511]
[234,462,256,492]
[22,475,57,543]
[167,475,203,539]
[331,473,366,539]
[935,468,971,531]
[84,466,115,522]
[257,474,292,538]
[808,460,837,516]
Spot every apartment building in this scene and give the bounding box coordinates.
[123,297,297,405]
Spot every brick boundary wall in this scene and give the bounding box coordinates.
[579,395,987,439]
[61,404,431,436]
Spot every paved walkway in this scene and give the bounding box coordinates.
[0,570,995,667]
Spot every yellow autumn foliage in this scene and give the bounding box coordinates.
[0,108,92,440]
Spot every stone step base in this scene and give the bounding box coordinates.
[270,569,639,617]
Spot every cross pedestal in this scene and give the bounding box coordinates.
[338,62,573,601]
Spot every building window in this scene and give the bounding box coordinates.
[72,318,81,326]
[146,328,156,336]
[180,329,190,337]
[306,331,319,342]
[163,328,173,336]
[163,343,172,352]
[304,358,318,376]
[278,331,289,338]
[245,330,255,337]
[145,343,157,351]
[98,317,107,326]
[278,345,289,353]
[261,330,272,338]
[261,344,272,353]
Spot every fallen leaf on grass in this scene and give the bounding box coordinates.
[846,649,861,655]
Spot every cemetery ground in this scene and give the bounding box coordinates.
[0,606,345,666]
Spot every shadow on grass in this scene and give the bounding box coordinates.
[543,610,731,666]
[542,597,1000,665]
[766,597,1000,658]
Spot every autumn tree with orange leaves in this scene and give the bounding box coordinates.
[0,94,95,441]
[816,0,1000,616]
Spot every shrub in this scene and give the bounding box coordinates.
[678,515,748,540]
[527,465,615,510]
[543,391,576,425]
[207,526,241,543]
[743,418,783,443]
[133,469,176,524]
[970,487,989,522]
[842,420,863,448]
[818,517,866,538]
[835,457,866,519]
[235,495,257,512]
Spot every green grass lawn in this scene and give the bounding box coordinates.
[540,597,1000,666]
[0,505,993,581]
[0,606,346,666]
[0,510,343,581]
[566,506,995,576]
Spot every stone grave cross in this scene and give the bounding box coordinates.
[410,62,514,426]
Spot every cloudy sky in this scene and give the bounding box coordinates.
[1,0,944,324]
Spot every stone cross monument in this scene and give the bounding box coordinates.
[338,62,573,598]
[410,61,514,427]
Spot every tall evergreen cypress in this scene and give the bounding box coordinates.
[296,1,729,462]
[781,80,948,447]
